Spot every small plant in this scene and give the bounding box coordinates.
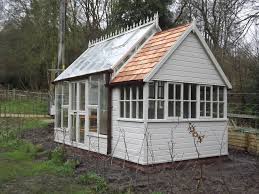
[79,172,108,193]
[49,146,66,165]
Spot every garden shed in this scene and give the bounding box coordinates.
[53,14,232,165]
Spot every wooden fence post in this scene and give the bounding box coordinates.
[12,88,16,100]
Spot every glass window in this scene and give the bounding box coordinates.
[62,108,68,128]
[89,76,98,105]
[200,85,211,117]
[148,81,165,119]
[63,82,69,105]
[120,85,143,119]
[149,82,155,99]
[71,83,77,110]
[89,109,97,133]
[212,86,225,118]
[148,100,155,119]
[55,84,62,128]
[79,82,85,110]
[71,114,76,141]
[79,115,85,143]
[99,75,108,135]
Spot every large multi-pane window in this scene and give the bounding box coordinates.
[148,81,165,119]
[145,81,226,120]
[120,85,143,119]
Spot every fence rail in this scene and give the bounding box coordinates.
[0,89,50,118]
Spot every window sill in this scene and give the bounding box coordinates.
[147,118,228,123]
[117,118,144,122]
[87,133,107,139]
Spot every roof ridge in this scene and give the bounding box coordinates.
[89,13,159,47]
[156,23,191,34]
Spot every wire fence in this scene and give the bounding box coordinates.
[0,89,50,118]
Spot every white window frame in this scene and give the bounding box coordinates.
[199,85,212,118]
[166,82,183,120]
[148,81,166,120]
[119,85,144,120]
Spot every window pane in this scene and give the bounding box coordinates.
[79,82,85,110]
[100,109,108,135]
[132,101,137,118]
[138,101,143,119]
[126,87,130,100]
[200,102,205,116]
[183,101,189,118]
[157,82,164,99]
[200,86,205,101]
[184,84,189,100]
[206,86,211,101]
[71,114,76,141]
[219,102,224,118]
[89,78,98,105]
[55,85,62,128]
[125,101,130,118]
[62,108,68,128]
[63,83,69,105]
[79,115,85,143]
[120,88,124,100]
[191,102,196,118]
[168,101,174,117]
[191,84,196,100]
[138,85,143,99]
[89,109,97,132]
[149,82,155,99]
[206,102,211,116]
[120,102,124,117]
[157,101,164,119]
[132,86,137,100]
[213,86,218,101]
[176,84,181,100]
[71,83,77,110]
[219,87,224,101]
[168,84,174,99]
[148,100,155,119]
[176,101,181,117]
[213,102,218,118]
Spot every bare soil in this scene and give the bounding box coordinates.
[22,123,259,194]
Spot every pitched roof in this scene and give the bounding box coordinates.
[111,23,191,84]
[54,21,156,82]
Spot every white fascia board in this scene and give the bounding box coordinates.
[144,22,232,90]
[143,23,194,83]
[192,26,232,89]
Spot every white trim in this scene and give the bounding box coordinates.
[193,26,232,89]
[147,118,228,123]
[143,21,232,89]
[117,118,144,123]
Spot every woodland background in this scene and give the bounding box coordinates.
[0,0,258,97]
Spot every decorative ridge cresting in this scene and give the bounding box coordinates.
[88,12,159,47]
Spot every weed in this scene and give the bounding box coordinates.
[79,172,108,193]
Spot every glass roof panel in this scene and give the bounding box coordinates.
[54,22,155,82]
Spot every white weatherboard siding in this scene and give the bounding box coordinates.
[54,129,108,155]
[111,88,146,164]
[152,33,225,86]
[143,121,228,164]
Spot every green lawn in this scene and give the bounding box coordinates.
[0,99,48,115]
[0,118,109,194]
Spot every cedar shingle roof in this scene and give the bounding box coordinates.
[111,23,191,84]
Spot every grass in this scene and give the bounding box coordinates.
[0,118,108,194]
[0,99,48,115]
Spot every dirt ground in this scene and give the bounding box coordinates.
[22,123,259,194]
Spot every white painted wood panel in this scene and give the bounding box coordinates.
[152,33,225,86]
[111,88,146,164]
[143,121,228,164]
